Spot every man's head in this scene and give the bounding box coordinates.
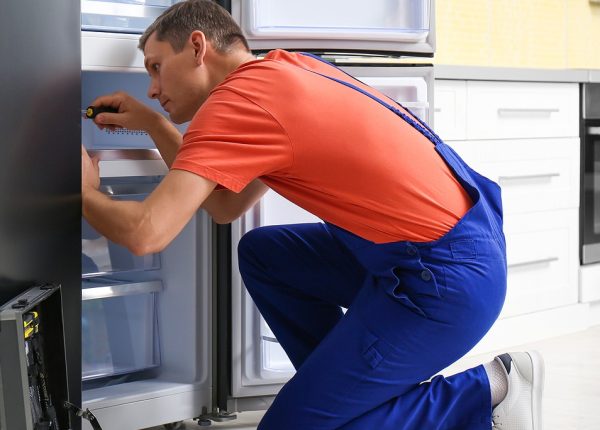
[139,0,249,55]
[139,0,252,123]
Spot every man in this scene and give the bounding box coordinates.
[81,1,544,429]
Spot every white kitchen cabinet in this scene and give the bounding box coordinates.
[449,137,579,214]
[433,80,467,141]
[466,81,579,140]
[501,208,579,318]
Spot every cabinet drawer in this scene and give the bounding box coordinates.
[500,209,579,318]
[449,138,579,214]
[466,81,579,139]
[434,80,466,141]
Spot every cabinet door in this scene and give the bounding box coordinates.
[434,80,467,141]
[449,138,580,214]
[500,208,579,318]
[466,81,579,140]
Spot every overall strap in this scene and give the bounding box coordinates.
[299,52,442,146]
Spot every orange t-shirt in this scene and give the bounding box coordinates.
[172,50,472,243]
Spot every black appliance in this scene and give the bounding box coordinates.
[581,83,600,264]
[0,285,69,430]
[0,0,81,428]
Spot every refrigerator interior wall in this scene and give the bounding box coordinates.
[80,179,211,430]
[82,71,189,150]
[80,71,211,430]
[231,0,435,55]
[229,66,433,408]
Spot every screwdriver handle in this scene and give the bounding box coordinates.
[85,105,118,119]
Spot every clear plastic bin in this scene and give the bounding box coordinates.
[359,76,430,123]
[82,178,161,277]
[243,0,430,42]
[82,279,162,380]
[260,318,294,373]
[81,0,179,33]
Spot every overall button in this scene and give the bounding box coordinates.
[407,245,417,256]
[420,270,432,282]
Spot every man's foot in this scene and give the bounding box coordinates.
[491,351,544,429]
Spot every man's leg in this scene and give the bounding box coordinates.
[238,223,368,369]
[238,223,538,429]
[252,261,501,430]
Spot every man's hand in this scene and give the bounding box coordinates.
[88,91,161,132]
[86,91,182,168]
[81,145,100,193]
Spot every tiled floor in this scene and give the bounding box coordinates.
[145,325,600,430]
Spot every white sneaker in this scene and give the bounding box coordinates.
[491,351,544,430]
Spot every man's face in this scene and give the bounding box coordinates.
[143,32,209,124]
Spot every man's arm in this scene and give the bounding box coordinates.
[89,92,182,167]
[201,179,269,224]
[82,147,216,255]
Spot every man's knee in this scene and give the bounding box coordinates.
[237,226,276,273]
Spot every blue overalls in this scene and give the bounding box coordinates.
[238,54,507,430]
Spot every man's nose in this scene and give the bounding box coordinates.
[147,79,159,99]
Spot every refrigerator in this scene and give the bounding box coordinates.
[220,0,436,414]
[0,1,82,429]
[80,3,213,430]
[76,0,435,428]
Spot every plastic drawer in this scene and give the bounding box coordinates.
[82,179,161,277]
[82,280,162,380]
[81,0,178,33]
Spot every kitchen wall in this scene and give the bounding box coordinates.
[435,0,600,69]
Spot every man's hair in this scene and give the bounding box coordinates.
[138,0,250,53]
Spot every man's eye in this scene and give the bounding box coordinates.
[152,64,160,72]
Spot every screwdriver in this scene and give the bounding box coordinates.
[85,105,118,119]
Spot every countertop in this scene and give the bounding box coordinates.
[434,65,600,83]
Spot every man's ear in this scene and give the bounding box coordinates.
[189,30,207,66]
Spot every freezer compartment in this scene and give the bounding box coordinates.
[82,178,161,277]
[81,0,178,33]
[240,0,430,42]
[82,279,162,380]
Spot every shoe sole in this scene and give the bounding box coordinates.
[527,350,545,430]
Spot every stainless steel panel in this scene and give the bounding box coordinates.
[0,1,81,424]
[583,83,600,119]
[583,243,600,264]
